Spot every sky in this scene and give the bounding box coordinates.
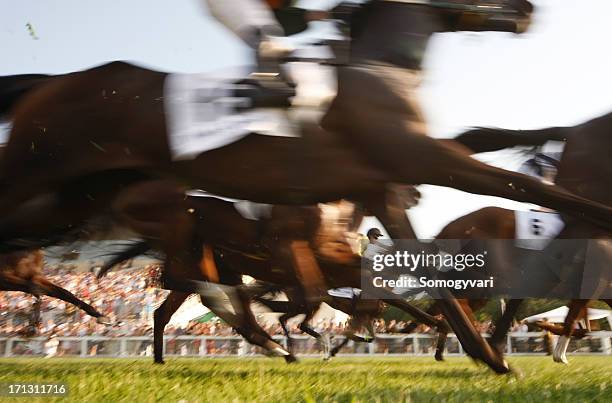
[1,0,612,238]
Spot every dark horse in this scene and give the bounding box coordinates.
[0,0,608,373]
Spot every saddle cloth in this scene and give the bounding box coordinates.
[514,209,565,250]
[0,122,11,144]
[327,287,361,299]
[164,63,336,160]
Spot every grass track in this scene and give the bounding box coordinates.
[0,356,610,402]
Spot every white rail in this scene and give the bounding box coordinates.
[0,332,610,358]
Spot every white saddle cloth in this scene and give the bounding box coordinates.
[327,287,361,299]
[515,210,565,250]
[164,62,336,160]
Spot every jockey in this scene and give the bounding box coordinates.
[204,0,329,75]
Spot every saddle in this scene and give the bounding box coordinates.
[232,75,296,110]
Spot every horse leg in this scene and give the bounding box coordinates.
[435,289,510,373]
[32,277,107,322]
[489,299,523,355]
[26,296,42,336]
[398,301,448,361]
[330,335,350,358]
[364,318,376,342]
[297,307,332,359]
[279,312,297,354]
[234,287,297,363]
[434,328,448,362]
[554,299,588,364]
[289,240,328,303]
[369,186,510,373]
[153,291,189,364]
[330,315,363,357]
[384,299,444,331]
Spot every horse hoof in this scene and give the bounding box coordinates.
[284,355,298,364]
[553,336,570,364]
[488,357,511,375]
[434,354,444,362]
[496,362,512,375]
[154,360,165,365]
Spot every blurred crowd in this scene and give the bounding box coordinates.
[0,265,166,337]
[1,264,482,339]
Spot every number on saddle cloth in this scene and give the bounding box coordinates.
[515,210,565,251]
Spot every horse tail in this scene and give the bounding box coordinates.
[0,74,53,119]
[453,126,570,154]
[97,240,151,279]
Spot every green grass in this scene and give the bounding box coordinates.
[0,356,610,402]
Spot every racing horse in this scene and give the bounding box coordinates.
[423,205,611,363]
[0,249,107,335]
[0,0,608,373]
[453,109,612,363]
[99,195,448,364]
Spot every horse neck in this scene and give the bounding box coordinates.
[552,110,612,206]
[556,133,612,207]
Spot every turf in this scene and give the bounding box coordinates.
[0,356,610,402]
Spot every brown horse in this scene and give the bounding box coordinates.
[425,206,612,363]
[453,110,612,362]
[0,249,107,335]
[1,0,604,373]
